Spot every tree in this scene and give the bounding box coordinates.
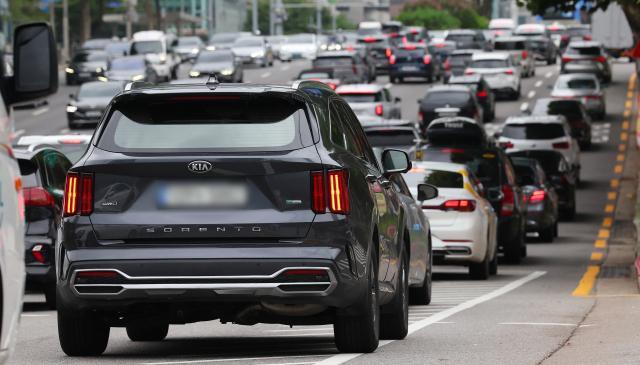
[517,0,640,40]
[397,0,489,29]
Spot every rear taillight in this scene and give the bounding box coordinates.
[423,54,431,64]
[529,189,546,203]
[584,95,601,99]
[385,47,392,57]
[311,169,350,215]
[24,187,54,207]
[561,35,569,41]
[477,89,487,98]
[464,68,474,75]
[500,184,515,217]
[443,58,451,70]
[594,55,606,63]
[522,50,528,59]
[63,172,93,217]
[389,55,396,65]
[442,199,476,212]
[499,141,514,149]
[504,69,514,75]
[561,56,572,63]
[552,141,570,149]
[31,244,46,263]
[583,35,592,41]
[375,104,383,116]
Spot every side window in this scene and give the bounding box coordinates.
[503,158,517,186]
[338,101,380,168]
[383,88,391,102]
[329,103,347,149]
[43,152,70,191]
[389,174,411,196]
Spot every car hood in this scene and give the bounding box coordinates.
[73,97,112,109]
[75,61,107,71]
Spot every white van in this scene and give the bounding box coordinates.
[129,30,180,82]
[357,21,382,36]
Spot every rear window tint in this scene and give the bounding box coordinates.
[494,41,525,50]
[422,148,501,187]
[339,92,382,103]
[502,123,566,139]
[532,100,582,118]
[423,91,470,105]
[510,152,562,175]
[556,78,597,89]
[97,95,309,152]
[449,54,472,66]
[365,130,416,147]
[513,164,537,186]
[567,46,601,56]
[404,169,464,189]
[471,59,509,68]
[395,49,424,61]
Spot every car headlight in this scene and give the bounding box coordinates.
[66,105,78,113]
[97,76,109,82]
[95,67,103,73]
[220,69,233,76]
[251,51,264,58]
[206,45,216,51]
[158,54,167,64]
[191,48,199,54]
[65,67,74,74]
[189,70,201,77]
[131,74,145,81]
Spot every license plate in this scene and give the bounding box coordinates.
[575,60,593,65]
[85,111,101,118]
[438,112,457,117]
[402,66,419,71]
[157,182,248,209]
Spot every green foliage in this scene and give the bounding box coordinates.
[458,8,489,29]
[396,7,461,30]
[397,1,490,30]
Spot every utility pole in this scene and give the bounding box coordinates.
[49,0,56,38]
[125,0,133,38]
[269,0,274,36]
[252,0,259,35]
[316,0,322,35]
[62,0,69,62]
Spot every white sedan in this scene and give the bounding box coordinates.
[405,161,498,280]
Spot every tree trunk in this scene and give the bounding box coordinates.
[143,0,156,30]
[80,0,91,42]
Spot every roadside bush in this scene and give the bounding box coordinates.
[396,7,461,30]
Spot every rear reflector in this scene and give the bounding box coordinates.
[375,104,383,116]
[311,171,326,214]
[24,187,54,207]
[423,54,431,65]
[552,141,570,149]
[328,169,350,214]
[501,184,515,217]
[31,244,45,263]
[477,89,487,98]
[76,270,119,279]
[80,174,94,215]
[283,269,329,276]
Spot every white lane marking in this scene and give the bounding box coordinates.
[499,322,576,327]
[32,107,49,116]
[535,80,543,88]
[261,72,271,78]
[20,314,50,317]
[520,102,529,111]
[281,65,290,71]
[545,71,553,79]
[528,90,536,99]
[316,271,546,365]
[385,83,392,89]
[141,354,324,365]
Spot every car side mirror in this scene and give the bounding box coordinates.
[381,149,411,176]
[487,189,504,201]
[12,22,58,104]
[394,97,401,103]
[417,183,438,201]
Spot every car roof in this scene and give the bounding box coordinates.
[535,97,581,105]
[504,115,567,124]
[556,73,599,81]
[568,41,602,47]
[451,49,481,55]
[447,74,482,84]
[316,50,356,57]
[426,85,472,93]
[430,116,478,125]
[336,84,384,93]
[493,36,527,42]
[472,52,510,60]
[411,160,469,174]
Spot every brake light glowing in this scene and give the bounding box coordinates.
[311,171,326,213]
[594,55,606,63]
[477,89,487,98]
[442,199,476,212]
[529,189,546,203]
[562,56,573,63]
[59,138,84,144]
[522,50,528,59]
[64,173,78,216]
[389,54,396,65]
[403,44,417,50]
[31,244,46,263]
[328,169,350,214]
[63,173,93,217]
[552,141,570,149]
[504,69,514,75]
[375,104,383,116]
[499,141,514,149]
[500,185,515,217]
[385,47,392,57]
[363,37,377,43]
[423,54,431,64]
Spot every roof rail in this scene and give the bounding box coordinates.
[292,79,334,92]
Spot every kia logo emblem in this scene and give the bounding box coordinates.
[187,160,212,174]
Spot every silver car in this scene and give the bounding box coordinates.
[466,52,521,100]
[336,84,402,119]
[551,73,606,119]
[231,36,274,67]
[560,41,612,83]
[493,36,535,78]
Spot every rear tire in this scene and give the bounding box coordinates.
[489,251,498,275]
[126,322,169,341]
[334,250,379,353]
[380,249,409,340]
[539,224,554,243]
[504,233,523,264]
[58,310,110,356]
[469,251,490,280]
[410,238,432,305]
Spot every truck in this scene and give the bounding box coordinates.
[591,3,634,58]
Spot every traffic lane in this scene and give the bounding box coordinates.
[346,63,633,365]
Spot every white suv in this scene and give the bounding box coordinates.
[466,52,521,100]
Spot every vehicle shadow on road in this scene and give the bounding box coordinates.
[22,301,51,312]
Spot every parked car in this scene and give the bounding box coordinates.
[105,55,157,83]
[56,80,424,356]
[207,32,252,50]
[14,134,92,164]
[526,36,558,65]
[417,85,483,134]
[188,50,243,82]
[357,35,392,76]
[231,36,274,67]
[444,49,481,81]
[294,68,342,89]
[175,36,205,61]
[466,52,522,100]
[492,37,535,78]
[551,73,606,119]
[279,33,318,61]
[365,123,424,159]
[65,50,109,85]
[337,84,401,119]
[510,157,559,242]
[418,146,527,263]
[497,115,581,179]
[15,148,72,309]
[530,98,593,149]
[405,161,498,279]
[560,41,612,82]
[509,150,577,219]
[389,43,442,83]
[313,51,371,83]
[446,74,496,122]
[66,81,125,129]
[445,29,488,50]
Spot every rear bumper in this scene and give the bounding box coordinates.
[525,205,555,231]
[390,64,433,78]
[498,215,522,249]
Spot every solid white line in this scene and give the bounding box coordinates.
[535,80,543,88]
[140,354,324,365]
[527,90,536,99]
[499,322,576,327]
[32,107,49,116]
[545,71,553,79]
[316,271,546,365]
[261,72,271,78]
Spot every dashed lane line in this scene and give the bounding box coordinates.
[545,71,553,78]
[520,102,529,111]
[385,83,392,89]
[527,90,536,99]
[535,80,543,88]
[32,107,49,116]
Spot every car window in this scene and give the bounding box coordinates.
[494,41,525,50]
[404,168,464,189]
[339,92,382,103]
[470,59,509,68]
[43,152,70,191]
[383,88,391,101]
[338,101,380,167]
[423,91,470,105]
[502,123,566,139]
[566,46,601,56]
[365,129,416,147]
[513,164,537,186]
[449,54,473,66]
[422,148,501,187]
[555,78,597,90]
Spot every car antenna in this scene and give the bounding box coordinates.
[206,73,219,90]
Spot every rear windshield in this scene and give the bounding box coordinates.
[423,148,501,187]
[513,164,537,186]
[97,95,309,153]
[395,49,424,61]
[532,100,581,118]
[494,41,525,50]
[339,92,382,103]
[470,59,509,68]
[423,91,470,105]
[446,34,474,42]
[404,169,464,189]
[130,40,163,55]
[210,33,238,43]
[365,130,415,147]
[510,152,562,174]
[234,38,262,47]
[197,51,233,63]
[566,46,601,56]
[314,57,353,68]
[502,123,565,139]
[300,72,331,79]
[449,54,472,66]
[556,78,597,89]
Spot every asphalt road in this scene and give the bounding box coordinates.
[8,58,635,365]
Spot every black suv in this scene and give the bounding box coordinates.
[417,85,483,134]
[56,80,425,356]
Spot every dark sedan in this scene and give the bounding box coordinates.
[526,36,558,65]
[65,50,109,85]
[188,50,243,82]
[445,29,488,50]
[357,35,392,76]
[511,157,559,242]
[531,98,592,149]
[16,148,72,309]
[364,123,424,159]
[105,55,158,84]
[447,74,496,122]
[417,85,483,134]
[313,51,372,83]
[389,43,442,83]
[66,81,125,129]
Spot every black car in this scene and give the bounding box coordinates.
[313,51,373,83]
[419,145,527,262]
[67,81,125,129]
[357,35,392,76]
[105,55,158,83]
[188,50,243,82]
[56,80,427,356]
[509,150,577,220]
[364,123,424,159]
[425,116,488,147]
[446,74,496,122]
[444,49,481,81]
[445,29,488,50]
[389,43,442,83]
[511,157,559,242]
[417,85,483,134]
[531,98,592,149]
[17,148,72,309]
[65,50,109,85]
[526,36,558,65]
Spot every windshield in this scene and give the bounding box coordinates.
[234,38,262,47]
[471,59,509,68]
[289,34,314,43]
[566,46,601,56]
[178,37,201,46]
[510,152,562,174]
[73,52,108,63]
[422,148,501,187]
[423,91,470,105]
[339,92,382,103]
[197,51,233,63]
[404,168,464,189]
[110,58,144,70]
[365,130,416,147]
[502,123,566,139]
[555,77,597,90]
[78,82,122,98]
[130,40,163,55]
[314,57,353,68]
[494,41,525,50]
[300,72,331,79]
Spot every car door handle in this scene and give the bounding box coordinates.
[365,174,378,183]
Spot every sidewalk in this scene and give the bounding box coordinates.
[543,72,640,364]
